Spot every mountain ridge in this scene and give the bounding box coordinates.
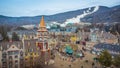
[0,5,120,26]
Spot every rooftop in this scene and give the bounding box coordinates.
[94,43,120,53]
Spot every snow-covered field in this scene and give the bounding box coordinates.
[21,6,100,29]
[21,24,35,29]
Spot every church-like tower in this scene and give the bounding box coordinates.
[37,16,50,65]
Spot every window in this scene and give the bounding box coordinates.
[9,56,12,60]
[30,57,33,60]
[40,33,42,36]
[20,54,23,56]
[20,59,24,61]
[2,59,6,62]
[8,51,13,55]
[3,62,7,65]
[14,51,19,55]
[15,64,18,68]
[30,53,32,55]
[20,51,23,56]
[2,55,6,58]
[20,64,23,67]
[9,61,12,65]
[35,53,36,55]
[15,60,18,64]
[44,38,47,42]
[8,64,12,68]
[44,32,46,35]
[2,52,7,56]
[15,55,18,58]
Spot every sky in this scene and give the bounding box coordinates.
[0,0,120,17]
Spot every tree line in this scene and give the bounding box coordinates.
[98,50,120,68]
[0,25,19,41]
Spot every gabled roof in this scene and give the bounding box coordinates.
[7,45,20,51]
[0,41,23,51]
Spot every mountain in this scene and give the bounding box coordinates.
[81,5,120,23]
[0,5,120,26]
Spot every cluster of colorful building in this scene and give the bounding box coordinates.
[0,16,51,68]
[0,16,120,68]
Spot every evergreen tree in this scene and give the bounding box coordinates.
[98,50,112,67]
[0,26,9,41]
[12,32,19,41]
[113,55,120,68]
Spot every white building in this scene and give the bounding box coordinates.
[1,44,24,68]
